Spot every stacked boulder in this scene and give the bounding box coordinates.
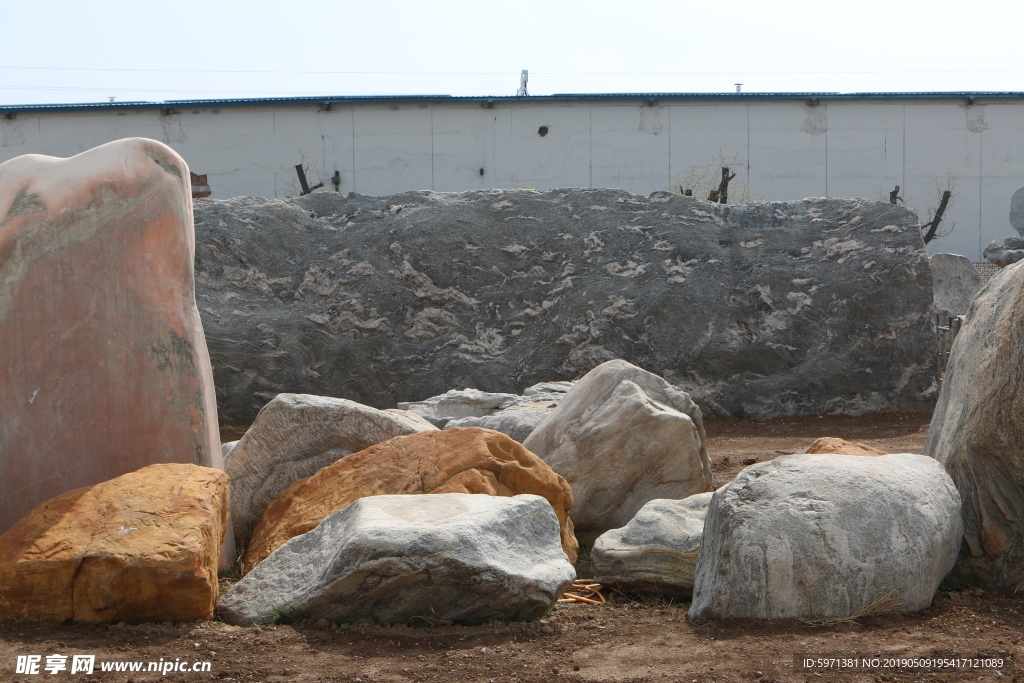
[241,426,578,574]
[225,393,436,546]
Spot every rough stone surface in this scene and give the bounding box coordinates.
[397,388,518,428]
[222,440,240,460]
[689,453,961,620]
[0,138,222,535]
[241,427,577,574]
[219,494,575,627]
[226,393,436,545]
[0,463,229,623]
[804,437,886,456]
[925,261,1024,588]
[930,253,981,320]
[592,492,713,598]
[443,381,574,442]
[523,360,712,541]
[983,236,1024,267]
[192,191,937,422]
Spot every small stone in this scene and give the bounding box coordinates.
[742,457,758,466]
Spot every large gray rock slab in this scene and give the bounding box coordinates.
[225,393,436,544]
[523,360,712,541]
[443,381,574,442]
[925,261,1024,588]
[217,493,575,626]
[689,453,961,621]
[192,191,937,422]
[592,492,713,598]
[930,253,980,321]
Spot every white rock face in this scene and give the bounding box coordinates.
[930,253,980,320]
[217,493,575,626]
[592,492,713,598]
[689,453,962,621]
[523,360,712,541]
[226,394,436,543]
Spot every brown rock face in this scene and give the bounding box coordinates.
[241,427,577,574]
[0,463,229,623]
[804,437,887,456]
[0,138,222,535]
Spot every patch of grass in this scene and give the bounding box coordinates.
[257,598,308,625]
[799,589,905,626]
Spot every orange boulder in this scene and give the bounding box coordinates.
[0,463,229,623]
[804,437,887,456]
[241,427,577,574]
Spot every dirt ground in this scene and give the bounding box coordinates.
[4,413,1020,683]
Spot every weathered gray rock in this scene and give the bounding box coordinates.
[397,388,518,428]
[930,253,980,321]
[592,492,713,598]
[688,453,962,621]
[225,393,436,543]
[217,493,575,626]
[221,440,240,460]
[443,381,574,442]
[983,236,1024,267]
[925,261,1024,588]
[193,191,937,422]
[523,360,712,541]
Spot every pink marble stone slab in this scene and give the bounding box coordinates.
[0,138,223,534]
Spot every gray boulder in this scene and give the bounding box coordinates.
[221,440,240,461]
[523,360,712,541]
[397,388,518,428]
[983,236,1024,267]
[193,191,937,422]
[689,453,962,621]
[930,253,980,321]
[443,381,574,442]
[226,393,436,543]
[592,492,713,598]
[925,261,1024,588]
[217,493,575,626]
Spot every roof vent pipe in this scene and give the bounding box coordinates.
[735,83,742,93]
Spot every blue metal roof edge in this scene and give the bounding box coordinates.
[2,91,1023,113]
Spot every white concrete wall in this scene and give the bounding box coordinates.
[2,96,1023,260]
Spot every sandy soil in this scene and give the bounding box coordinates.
[4,413,1019,683]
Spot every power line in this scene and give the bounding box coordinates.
[0,66,1022,76]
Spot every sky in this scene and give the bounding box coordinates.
[2,0,1021,106]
